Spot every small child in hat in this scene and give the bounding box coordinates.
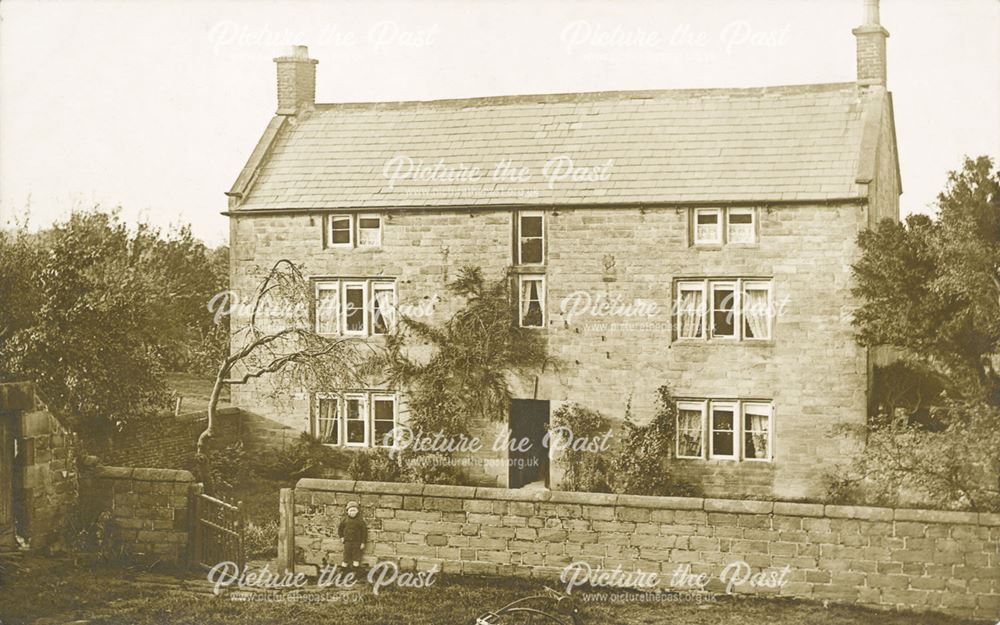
[338,500,367,570]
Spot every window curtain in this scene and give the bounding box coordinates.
[677,410,702,456]
[373,289,394,333]
[521,279,542,326]
[747,412,769,458]
[317,289,338,334]
[678,289,704,338]
[317,400,338,443]
[743,289,769,338]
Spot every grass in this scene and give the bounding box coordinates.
[0,555,987,625]
[165,372,229,414]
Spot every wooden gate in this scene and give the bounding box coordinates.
[0,417,13,547]
[192,492,245,570]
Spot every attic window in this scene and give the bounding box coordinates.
[692,208,757,246]
[358,215,382,247]
[330,216,353,247]
[694,209,722,245]
[327,214,383,249]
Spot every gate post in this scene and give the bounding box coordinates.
[277,488,295,573]
[188,482,204,569]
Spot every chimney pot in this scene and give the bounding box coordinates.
[863,0,880,25]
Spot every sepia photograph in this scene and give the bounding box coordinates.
[0,0,998,623]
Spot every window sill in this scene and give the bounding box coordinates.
[671,339,776,348]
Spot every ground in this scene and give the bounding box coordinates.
[0,555,986,625]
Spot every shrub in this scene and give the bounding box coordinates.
[610,387,696,497]
[348,448,405,482]
[551,403,613,493]
[255,433,350,482]
[828,399,1000,511]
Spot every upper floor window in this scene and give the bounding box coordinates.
[315,391,398,449]
[675,278,773,341]
[675,399,772,462]
[518,274,545,328]
[692,208,757,246]
[314,278,396,337]
[516,211,544,265]
[327,214,382,249]
[694,208,722,245]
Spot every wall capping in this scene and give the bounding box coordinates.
[294,478,997,526]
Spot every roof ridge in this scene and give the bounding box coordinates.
[311,82,859,110]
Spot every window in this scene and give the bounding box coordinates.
[517,212,544,264]
[371,282,396,335]
[314,279,396,337]
[326,214,383,248]
[313,392,398,449]
[358,215,382,247]
[710,403,737,459]
[519,275,545,328]
[372,395,397,447]
[315,283,339,335]
[344,394,369,446]
[675,278,772,342]
[742,282,772,340]
[743,403,772,461]
[727,208,755,243]
[342,282,367,335]
[315,395,340,445]
[694,208,722,245]
[710,282,737,339]
[692,208,757,246]
[676,282,706,339]
[330,216,353,247]
[676,398,773,462]
[676,401,705,459]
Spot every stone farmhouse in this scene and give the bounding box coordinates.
[226,0,900,499]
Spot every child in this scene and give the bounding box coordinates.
[338,500,367,571]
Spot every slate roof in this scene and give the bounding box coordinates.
[229,82,888,211]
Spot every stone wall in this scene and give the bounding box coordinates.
[289,479,1000,621]
[0,382,80,549]
[94,408,240,471]
[230,201,871,499]
[79,466,195,565]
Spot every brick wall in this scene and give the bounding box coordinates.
[231,200,870,499]
[79,466,195,565]
[289,479,1000,620]
[93,408,240,470]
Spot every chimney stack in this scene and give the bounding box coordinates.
[274,45,318,114]
[852,0,889,87]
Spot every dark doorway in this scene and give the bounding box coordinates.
[508,399,549,489]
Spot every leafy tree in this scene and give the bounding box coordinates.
[852,156,1000,401]
[551,403,613,493]
[1,212,167,432]
[0,209,230,433]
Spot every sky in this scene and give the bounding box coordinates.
[1,0,998,247]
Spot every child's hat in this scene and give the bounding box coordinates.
[346,500,359,511]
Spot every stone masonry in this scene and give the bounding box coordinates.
[79,466,196,565]
[289,478,1000,621]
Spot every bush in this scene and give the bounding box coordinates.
[255,433,350,481]
[348,448,405,482]
[610,387,696,497]
[828,399,1000,511]
[551,403,613,493]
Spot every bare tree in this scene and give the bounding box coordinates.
[197,260,374,462]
